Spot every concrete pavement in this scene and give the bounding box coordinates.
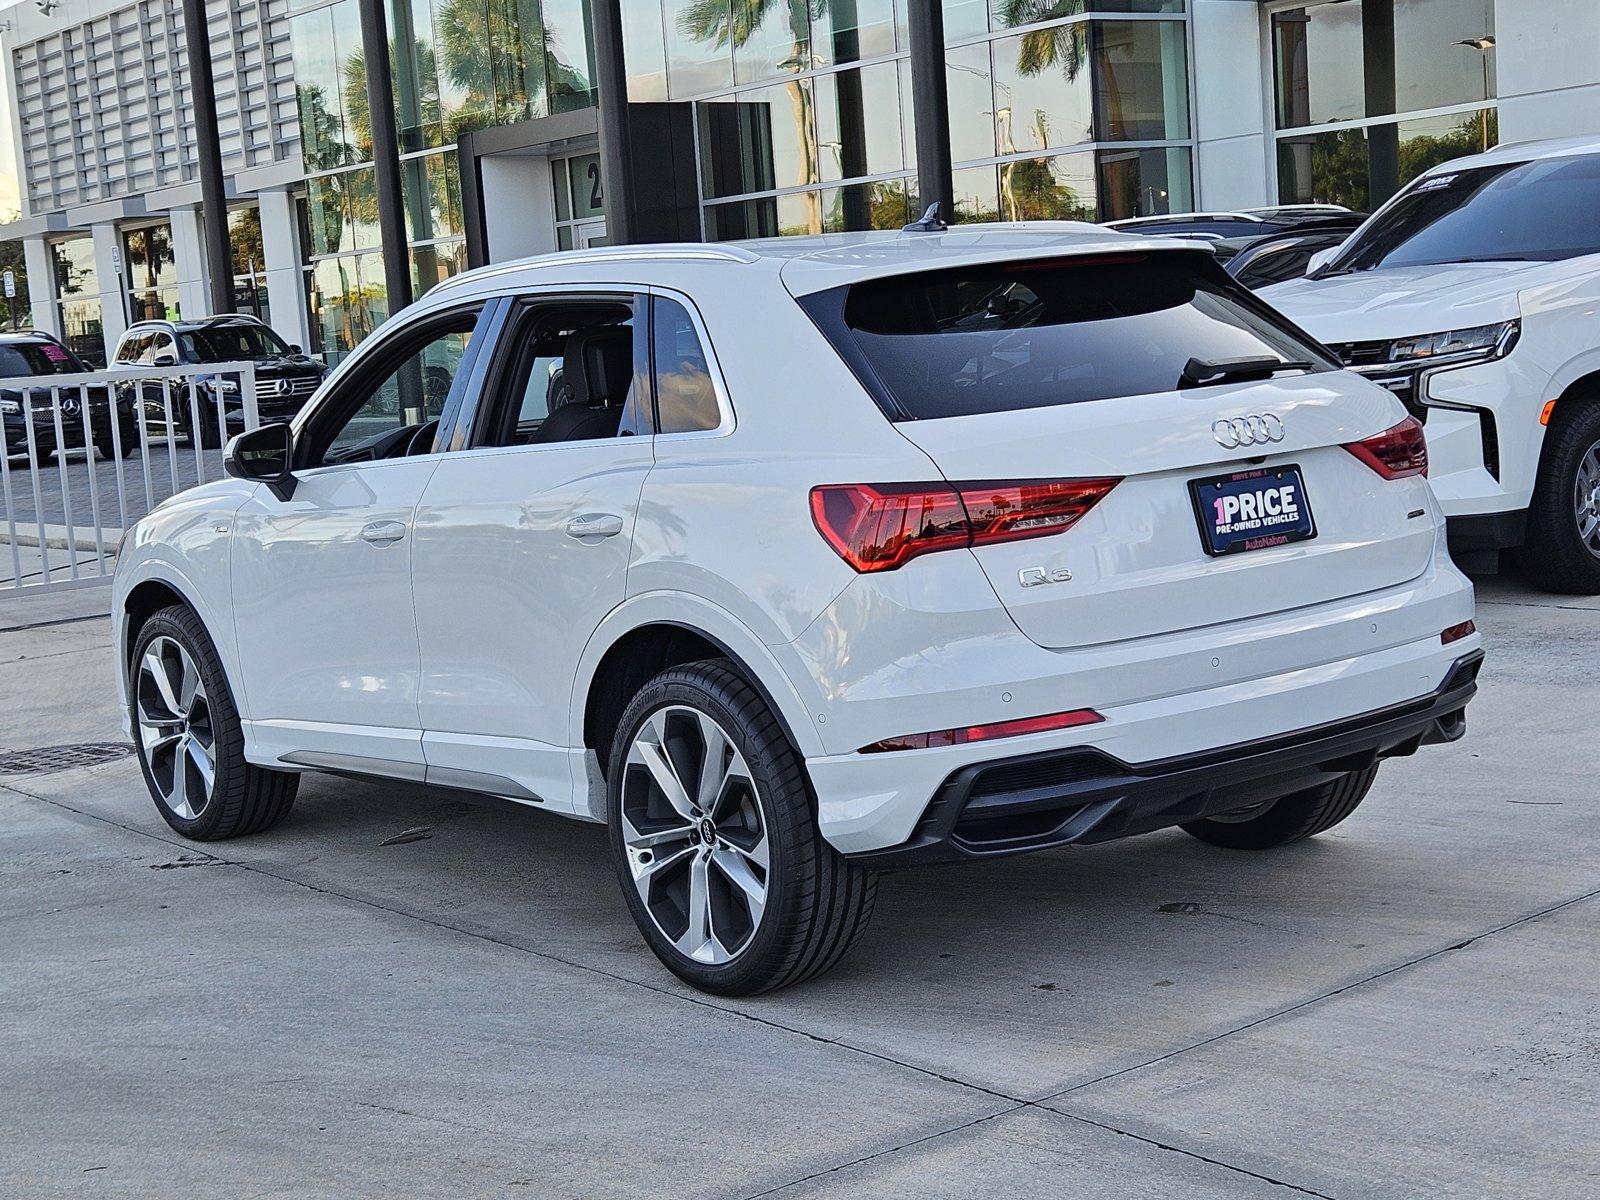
[1,577,1596,1198]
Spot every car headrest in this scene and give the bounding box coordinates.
[563,326,633,408]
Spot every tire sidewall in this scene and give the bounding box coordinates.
[605,669,800,994]
[130,608,239,839]
[1523,405,1600,592]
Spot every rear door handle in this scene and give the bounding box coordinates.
[564,513,625,540]
[360,520,408,545]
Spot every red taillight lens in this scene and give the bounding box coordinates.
[860,708,1104,753]
[1441,620,1477,645]
[1344,416,1428,479]
[810,478,1120,573]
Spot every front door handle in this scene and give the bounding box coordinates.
[360,520,408,545]
[564,513,625,540]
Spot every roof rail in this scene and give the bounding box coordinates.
[433,244,760,294]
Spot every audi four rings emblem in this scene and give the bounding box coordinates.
[1212,413,1285,449]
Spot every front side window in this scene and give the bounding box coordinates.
[146,333,177,364]
[306,306,485,467]
[652,297,721,434]
[805,253,1333,420]
[1326,156,1600,275]
[479,298,645,447]
[116,333,150,364]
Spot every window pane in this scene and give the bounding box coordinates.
[823,179,913,232]
[704,196,777,239]
[1277,109,1496,211]
[330,0,371,159]
[732,0,809,85]
[991,24,1091,153]
[952,163,999,222]
[402,152,463,241]
[542,0,596,113]
[654,296,720,433]
[999,151,1094,221]
[123,224,177,291]
[436,0,498,133]
[697,80,818,199]
[51,237,98,300]
[229,207,266,278]
[309,253,386,366]
[306,173,351,256]
[666,0,734,98]
[344,167,383,250]
[993,0,1183,24]
[485,0,534,123]
[291,7,350,170]
[1092,20,1187,141]
[1395,0,1494,115]
[943,0,987,41]
[816,62,904,183]
[945,42,995,163]
[1272,4,1364,129]
[568,153,604,218]
[622,0,670,100]
[1096,144,1191,219]
[391,0,445,150]
[813,0,895,67]
[412,240,470,295]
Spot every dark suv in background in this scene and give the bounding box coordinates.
[0,330,137,461]
[111,315,325,446]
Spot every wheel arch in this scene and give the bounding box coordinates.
[573,596,826,778]
[116,558,247,723]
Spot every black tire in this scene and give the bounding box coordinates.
[1515,401,1600,594]
[130,604,298,840]
[95,431,136,459]
[1180,765,1378,850]
[607,659,876,996]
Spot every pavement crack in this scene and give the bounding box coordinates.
[1054,1111,1343,1199]
[737,1106,1025,1199]
[1046,882,1600,1102]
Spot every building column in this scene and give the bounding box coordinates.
[21,237,60,337]
[357,0,414,322]
[905,0,954,222]
[589,0,636,244]
[1190,0,1272,210]
[89,223,128,355]
[258,188,312,353]
[168,205,212,317]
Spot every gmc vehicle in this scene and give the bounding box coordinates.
[1265,137,1600,591]
[112,227,1481,994]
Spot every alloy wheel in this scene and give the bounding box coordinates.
[619,705,769,965]
[136,635,216,820]
[1574,439,1600,560]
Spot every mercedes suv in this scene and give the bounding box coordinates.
[110,314,325,446]
[112,227,1481,994]
[0,330,136,461]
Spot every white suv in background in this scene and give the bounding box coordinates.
[112,227,1481,995]
[1264,136,1600,591]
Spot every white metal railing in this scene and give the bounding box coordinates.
[0,361,259,593]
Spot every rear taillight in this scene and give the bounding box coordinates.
[860,708,1104,753]
[1441,620,1477,645]
[1344,416,1428,479]
[810,478,1120,573]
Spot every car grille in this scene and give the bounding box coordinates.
[1327,337,1394,369]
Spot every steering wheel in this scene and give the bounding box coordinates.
[405,418,440,457]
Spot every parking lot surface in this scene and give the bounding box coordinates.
[1,577,1596,1199]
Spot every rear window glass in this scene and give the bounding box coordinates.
[0,342,83,377]
[808,254,1333,420]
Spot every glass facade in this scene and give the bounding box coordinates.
[122,223,180,324]
[49,237,104,366]
[1271,0,1497,210]
[677,0,1192,236]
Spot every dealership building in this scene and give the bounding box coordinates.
[0,0,1595,366]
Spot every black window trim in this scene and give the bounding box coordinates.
[292,298,501,472]
[461,287,653,452]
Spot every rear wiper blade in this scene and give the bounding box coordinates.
[1180,356,1314,388]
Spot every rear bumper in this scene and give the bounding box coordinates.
[850,649,1482,868]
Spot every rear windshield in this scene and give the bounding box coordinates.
[0,342,83,378]
[804,254,1332,420]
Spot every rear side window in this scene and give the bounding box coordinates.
[652,297,721,434]
[804,254,1333,420]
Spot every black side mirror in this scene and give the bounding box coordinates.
[152,351,178,367]
[289,344,302,355]
[224,422,296,501]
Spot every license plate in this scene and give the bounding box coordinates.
[1190,465,1316,557]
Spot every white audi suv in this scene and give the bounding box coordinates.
[113,226,1482,994]
[1265,136,1600,592]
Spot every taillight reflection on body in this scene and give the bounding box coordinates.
[1343,416,1428,479]
[810,477,1120,573]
